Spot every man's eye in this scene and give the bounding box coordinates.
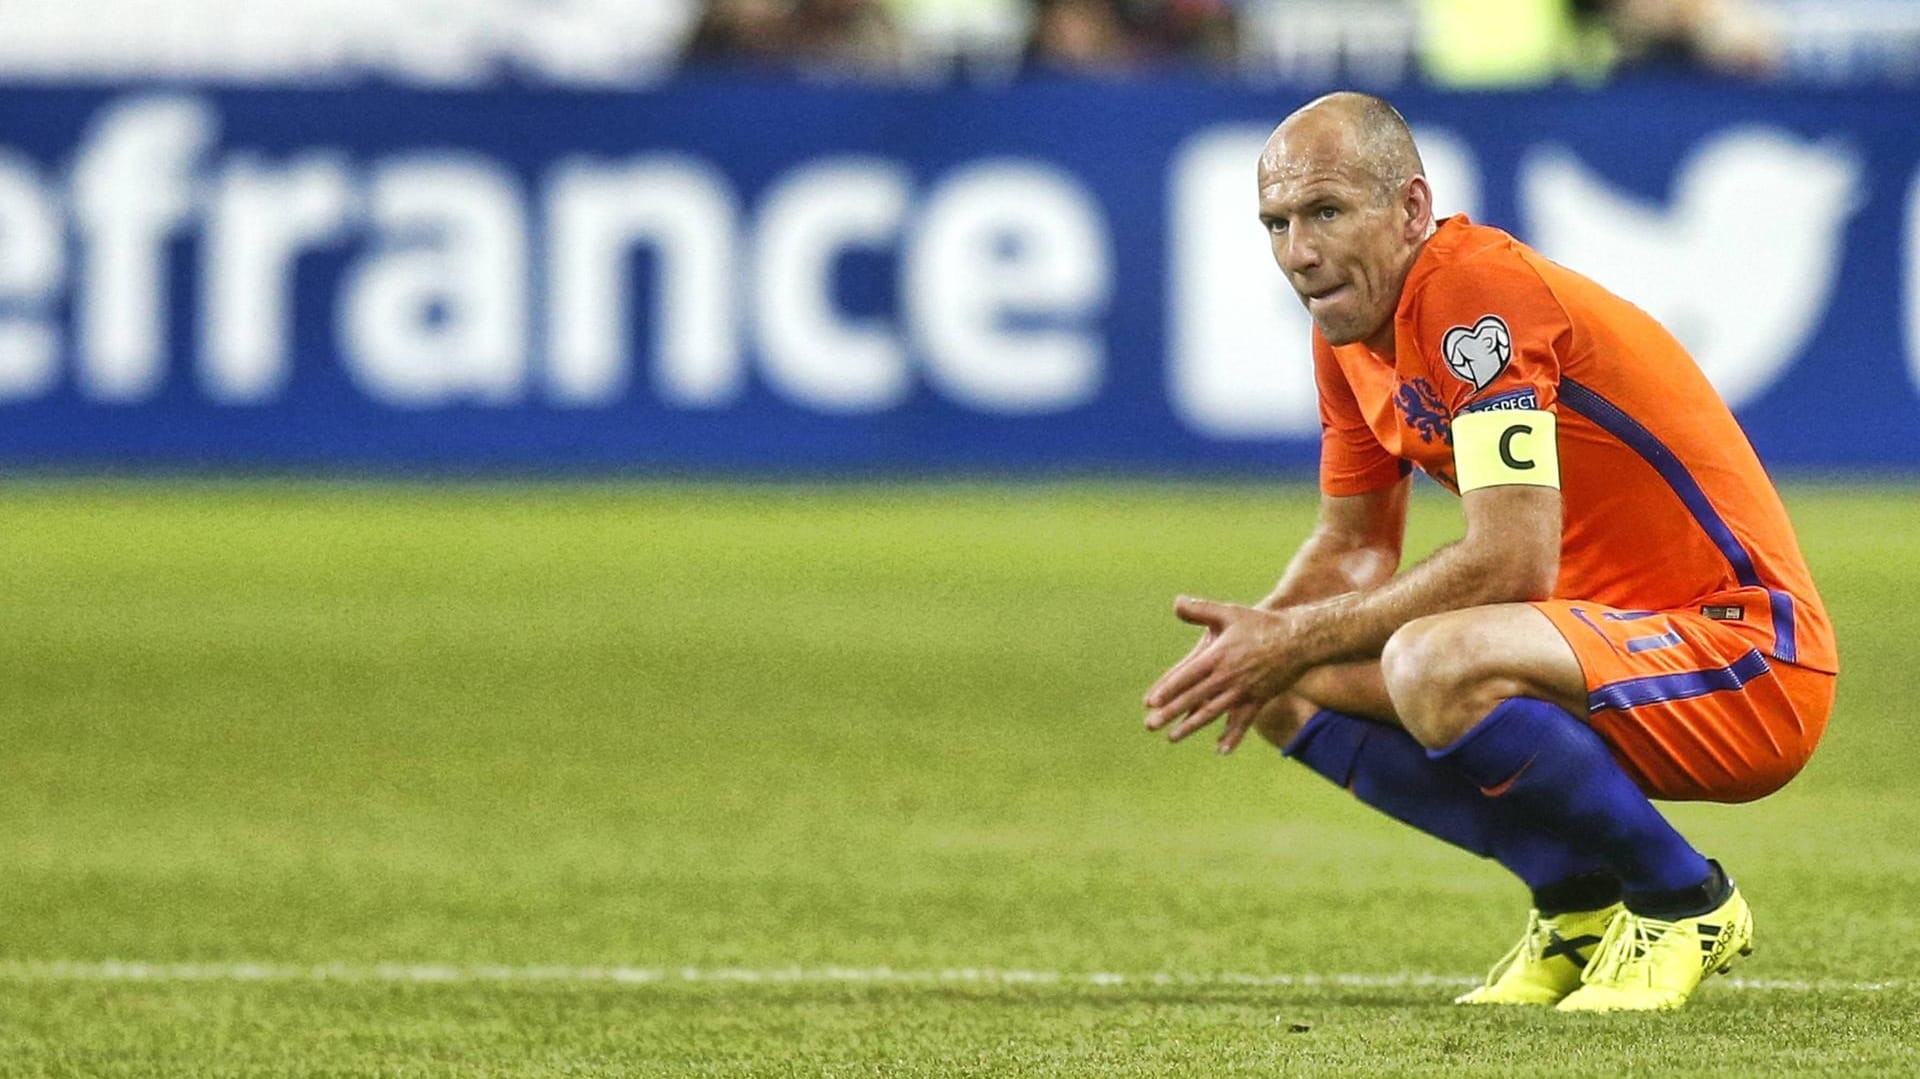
[1267,218,1288,233]
[1316,206,1340,220]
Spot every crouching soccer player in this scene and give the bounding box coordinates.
[1143,92,1837,1012]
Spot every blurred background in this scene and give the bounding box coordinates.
[0,0,1914,473]
[9,0,1920,85]
[2,4,1920,1072]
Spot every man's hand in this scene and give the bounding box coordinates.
[1143,596,1312,749]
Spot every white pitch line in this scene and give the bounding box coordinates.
[0,962,1906,994]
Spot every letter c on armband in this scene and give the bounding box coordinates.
[1498,424,1535,470]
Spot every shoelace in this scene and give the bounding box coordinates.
[1479,911,1546,984]
[1583,910,1685,985]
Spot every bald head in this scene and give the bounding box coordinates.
[1264,92,1425,206]
[1255,92,1437,349]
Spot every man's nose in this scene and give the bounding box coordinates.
[1280,230,1319,273]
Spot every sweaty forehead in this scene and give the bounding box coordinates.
[1259,128,1370,204]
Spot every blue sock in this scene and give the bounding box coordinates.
[1427,697,1710,899]
[1284,710,1614,900]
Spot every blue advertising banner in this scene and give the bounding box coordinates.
[0,79,1913,471]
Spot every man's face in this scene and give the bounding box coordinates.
[1257,136,1413,347]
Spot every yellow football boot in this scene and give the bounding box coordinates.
[1454,903,1623,1006]
[1555,887,1754,1012]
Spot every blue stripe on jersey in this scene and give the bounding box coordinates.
[1589,650,1773,714]
[1558,378,1796,664]
[1768,589,1798,664]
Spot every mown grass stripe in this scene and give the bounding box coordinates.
[0,962,1905,994]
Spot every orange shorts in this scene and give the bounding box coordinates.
[1532,599,1834,803]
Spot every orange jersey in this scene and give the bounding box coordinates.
[1315,216,1836,676]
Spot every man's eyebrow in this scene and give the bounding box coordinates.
[1261,186,1341,215]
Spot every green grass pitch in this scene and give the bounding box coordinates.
[0,479,1915,1076]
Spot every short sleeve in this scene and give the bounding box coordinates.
[1315,335,1406,496]
[1410,253,1571,418]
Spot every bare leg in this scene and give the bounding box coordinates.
[1244,603,1587,752]
[1379,603,1587,749]
[1247,661,1397,752]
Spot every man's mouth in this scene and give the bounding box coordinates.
[1305,284,1349,306]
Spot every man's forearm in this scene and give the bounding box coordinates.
[1256,529,1399,612]
[1281,532,1552,669]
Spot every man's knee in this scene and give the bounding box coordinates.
[1381,617,1453,744]
[1381,613,1545,749]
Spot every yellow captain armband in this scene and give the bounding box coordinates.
[1451,409,1559,492]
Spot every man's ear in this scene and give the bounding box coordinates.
[1403,174,1435,238]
